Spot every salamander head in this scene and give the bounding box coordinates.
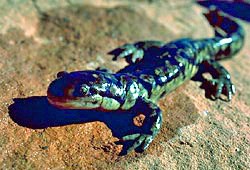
[47,70,117,110]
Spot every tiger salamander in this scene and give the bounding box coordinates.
[47,9,244,154]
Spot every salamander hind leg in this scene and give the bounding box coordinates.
[121,98,162,154]
[108,41,165,64]
[200,60,236,101]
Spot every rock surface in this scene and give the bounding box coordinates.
[0,0,249,169]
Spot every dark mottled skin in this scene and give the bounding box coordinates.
[47,9,244,154]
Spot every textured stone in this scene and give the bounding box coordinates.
[0,0,249,169]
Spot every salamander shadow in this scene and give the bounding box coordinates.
[9,96,138,133]
[8,96,146,154]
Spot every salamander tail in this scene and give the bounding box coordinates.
[204,8,245,60]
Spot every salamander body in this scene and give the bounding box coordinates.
[47,9,244,154]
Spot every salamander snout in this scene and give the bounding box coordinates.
[47,71,112,109]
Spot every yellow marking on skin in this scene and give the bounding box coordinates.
[68,100,100,109]
[110,85,124,96]
[101,97,120,110]
[164,60,179,78]
[165,60,171,67]
[150,71,189,102]
[138,83,149,98]
[160,51,170,59]
[154,67,165,76]
[159,76,167,83]
[176,55,188,67]
[150,85,163,101]
[140,74,155,84]
[165,61,178,73]
[121,98,136,110]
[121,82,139,110]
[184,47,194,57]
[81,84,90,94]
[93,82,109,92]
[48,94,103,109]
[92,74,99,78]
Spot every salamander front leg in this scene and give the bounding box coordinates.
[108,41,165,64]
[202,60,236,101]
[121,98,162,154]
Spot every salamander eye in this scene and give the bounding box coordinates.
[81,85,89,95]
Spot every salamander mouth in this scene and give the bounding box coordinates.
[47,93,103,109]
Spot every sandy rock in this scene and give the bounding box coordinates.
[0,0,249,169]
